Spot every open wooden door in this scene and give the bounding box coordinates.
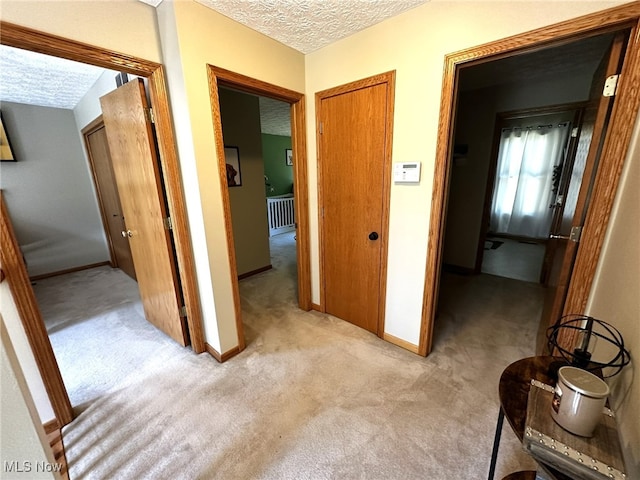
[536,32,628,352]
[100,79,188,346]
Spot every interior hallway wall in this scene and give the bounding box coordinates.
[262,134,293,197]
[1,320,57,479]
[0,102,109,277]
[219,88,271,276]
[587,114,640,479]
[73,69,118,130]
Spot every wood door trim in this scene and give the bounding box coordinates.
[420,4,640,357]
[81,117,117,269]
[147,66,205,352]
[207,65,311,354]
[0,21,206,423]
[315,71,395,336]
[561,21,640,342]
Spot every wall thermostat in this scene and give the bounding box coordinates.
[393,162,421,183]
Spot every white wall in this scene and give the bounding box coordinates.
[304,0,631,346]
[0,102,109,277]
[74,69,119,131]
[587,114,640,479]
[0,282,54,423]
[1,318,58,479]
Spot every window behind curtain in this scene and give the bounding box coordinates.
[490,123,570,239]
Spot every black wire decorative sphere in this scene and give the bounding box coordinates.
[546,314,631,378]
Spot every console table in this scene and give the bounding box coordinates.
[488,356,572,480]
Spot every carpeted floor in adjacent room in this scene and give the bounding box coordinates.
[34,231,541,479]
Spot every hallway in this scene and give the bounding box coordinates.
[33,232,542,479]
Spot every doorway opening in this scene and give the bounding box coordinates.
[0,21,205,426]
[421,11,640,357]
[479,104,586,284]
[218,87,296,281]
[216,86,300,343]
[207,66,311,353]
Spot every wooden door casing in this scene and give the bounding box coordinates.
[100,79,187,346]
[83,118,136,280]
[317,72,395,335]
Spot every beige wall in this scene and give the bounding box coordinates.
[219,88,271,276]
[587,115,640,479]
[304,0,631,345]
[0,0,163,64]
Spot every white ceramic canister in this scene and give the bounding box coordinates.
[551,366,610,437]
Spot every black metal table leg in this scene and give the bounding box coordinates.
[488,408,505,480]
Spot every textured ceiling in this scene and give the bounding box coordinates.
[259,96,291,136]
[0,45,107,109]
[459,33,613,92]
[0,43,290,135]
[194,0,429,54]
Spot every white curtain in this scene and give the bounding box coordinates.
[490,124,570,238]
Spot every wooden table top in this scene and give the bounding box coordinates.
[499,356,572,480]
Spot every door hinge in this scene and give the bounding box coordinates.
[147,107,156,124]
[163,216,173,230]
[569,225,582,242]
[603,74,619,97]
[180,305,187,318]
[319,122,324,134]
[571,127,579,138]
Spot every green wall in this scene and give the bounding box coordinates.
[261,133,293,197]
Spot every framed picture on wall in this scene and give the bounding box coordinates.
[285,148,293,166]
[0,112,17,162]
[224,146,242,187]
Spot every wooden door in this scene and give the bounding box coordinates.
[84,120,136,280]
[538,107,584,285]
[318,73,394,334]
[100,79,187,346]
[537,33,627,352]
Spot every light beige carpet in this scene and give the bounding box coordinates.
[35,232,541,479]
